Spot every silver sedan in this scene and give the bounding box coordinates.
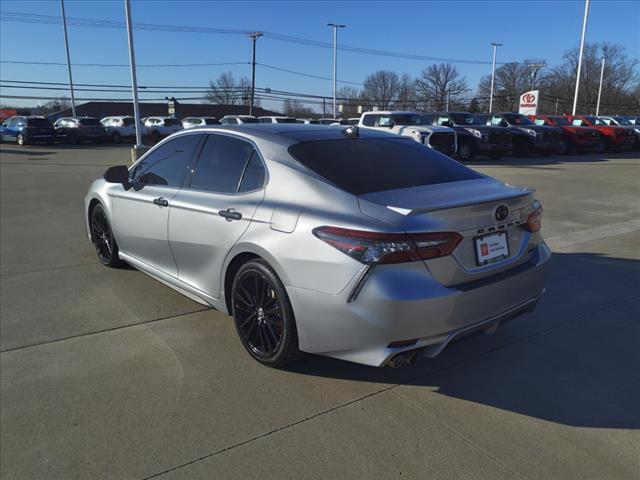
[85,124,550,368]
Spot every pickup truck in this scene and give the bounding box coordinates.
[423,112,512,160]
[528,114,603,154]
[359,111,457,156]
[478,113,564,156]
[567,115,636,151]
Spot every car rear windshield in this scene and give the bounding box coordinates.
[163,118,180,126]
[27,118,52,127]
[288,138,481,195]
[79,118,100,126]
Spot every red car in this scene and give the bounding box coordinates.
[529,115,603,154]
[566,115,636,151]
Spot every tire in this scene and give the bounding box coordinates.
[90,204,124,268]
[594,137,606,154]
[112,132,121,144]
[457,142,475,161]
[558,138,571,155]
[150,130,161,143]
[70,132,79,145]
[17,133,26,146]
[231,259,299,368]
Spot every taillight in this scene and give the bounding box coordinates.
[525,205,543,233]
[313,226,462,265]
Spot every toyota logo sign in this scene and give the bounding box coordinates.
[495,204,510,222]
[523,93,536,103]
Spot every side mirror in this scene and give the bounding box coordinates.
[104,165,131,189]
[387,120,395,128]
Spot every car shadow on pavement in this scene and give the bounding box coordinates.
[285,251,640,429]
[466,150,639,167]
[0,148,55,156]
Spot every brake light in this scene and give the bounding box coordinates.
[313,226,462,265]
[525,205,543,233]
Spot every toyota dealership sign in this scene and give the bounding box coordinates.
[518,90,539,115]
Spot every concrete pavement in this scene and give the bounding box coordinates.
[1,144,639,479]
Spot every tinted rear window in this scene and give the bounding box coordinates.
[240,117,259,123]
[288,138,481,195]
[27,118,52,127]
[79,118,100,126]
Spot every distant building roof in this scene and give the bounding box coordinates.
[51,102,281,120]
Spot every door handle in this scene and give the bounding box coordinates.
[218,208,242,221]
[153,197,169,207]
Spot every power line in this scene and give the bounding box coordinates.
[0,10,525,66]
[257,63,362,86]
[0,59,250,68]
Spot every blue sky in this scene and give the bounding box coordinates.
[1,0,638,111]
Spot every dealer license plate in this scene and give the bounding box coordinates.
[474,232,509,266]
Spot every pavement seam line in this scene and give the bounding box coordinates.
[141,294,638,479]
[546,221,640,251]
[0,308,211,354]
[0,261,98,277]
[391,391,527,480]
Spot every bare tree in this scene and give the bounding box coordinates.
[337,86,361,117]
[476,59,548,112]
[415,63,469,111]
[282,99,314,118]
[205,72,258,106]
[361,70,406,110]
[35,97,72,115]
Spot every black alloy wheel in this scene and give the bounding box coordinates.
[232,260,299,367]
[558,138,571,155]
[112,132,121,143]
[90,205,123,267]
[457,142,475,161]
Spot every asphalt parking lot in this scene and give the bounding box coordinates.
[1,143,639,479]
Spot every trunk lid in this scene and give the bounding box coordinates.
[358,178,539,286]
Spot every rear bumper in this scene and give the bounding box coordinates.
[288,241,551,367]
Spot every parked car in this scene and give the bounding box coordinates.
[529,114,603,154]
[426,112,512,160]
[317,118,339,125]
[54,117,107,144]
[567,115,636,151]
[296,118,319,124]
[182,117,219,129]
[359,111,457,156]
[0,116,55,146]
[623,116,640,125]
[101,116,140,143]
[220,115,259,125]
[142,116,182,142]
[85,124,549,368]
[596,116,640,150]
[478,113,564,156]
[258,116,298,124]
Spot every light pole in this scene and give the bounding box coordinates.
[60,0,76,116]
[572,0,590,115]
[527,63,546,91]
[247,32,263,116]
[596,56,605,116]
[488,42,502,113]
[124,0,142,151]
[327,23,346,119]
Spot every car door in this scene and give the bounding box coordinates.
[168,133,266,298]
[1,118,15,141]
[110,132,204,276]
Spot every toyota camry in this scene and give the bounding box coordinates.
[85,124,550,368]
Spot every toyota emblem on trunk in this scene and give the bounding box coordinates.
[495,204,510,221]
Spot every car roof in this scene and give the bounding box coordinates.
[361,111,421,115]
[170,123,402,145]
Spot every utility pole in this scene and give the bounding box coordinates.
[247,31,263,116]
[572,0,590,115]
[322,98,326,117]
[527,63,546,91]
[596,56,606,116]
[60,0,76,116]
[327,23,346,119]
[446,90,450,111]
[488,42,502,113]
[555,97,559,115]
[125,0,142,151]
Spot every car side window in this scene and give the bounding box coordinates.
[238,151,266,192]
[189,134,256,194]
[377,115,392,127]
[132,134,203,188]
[361,115,377,127]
